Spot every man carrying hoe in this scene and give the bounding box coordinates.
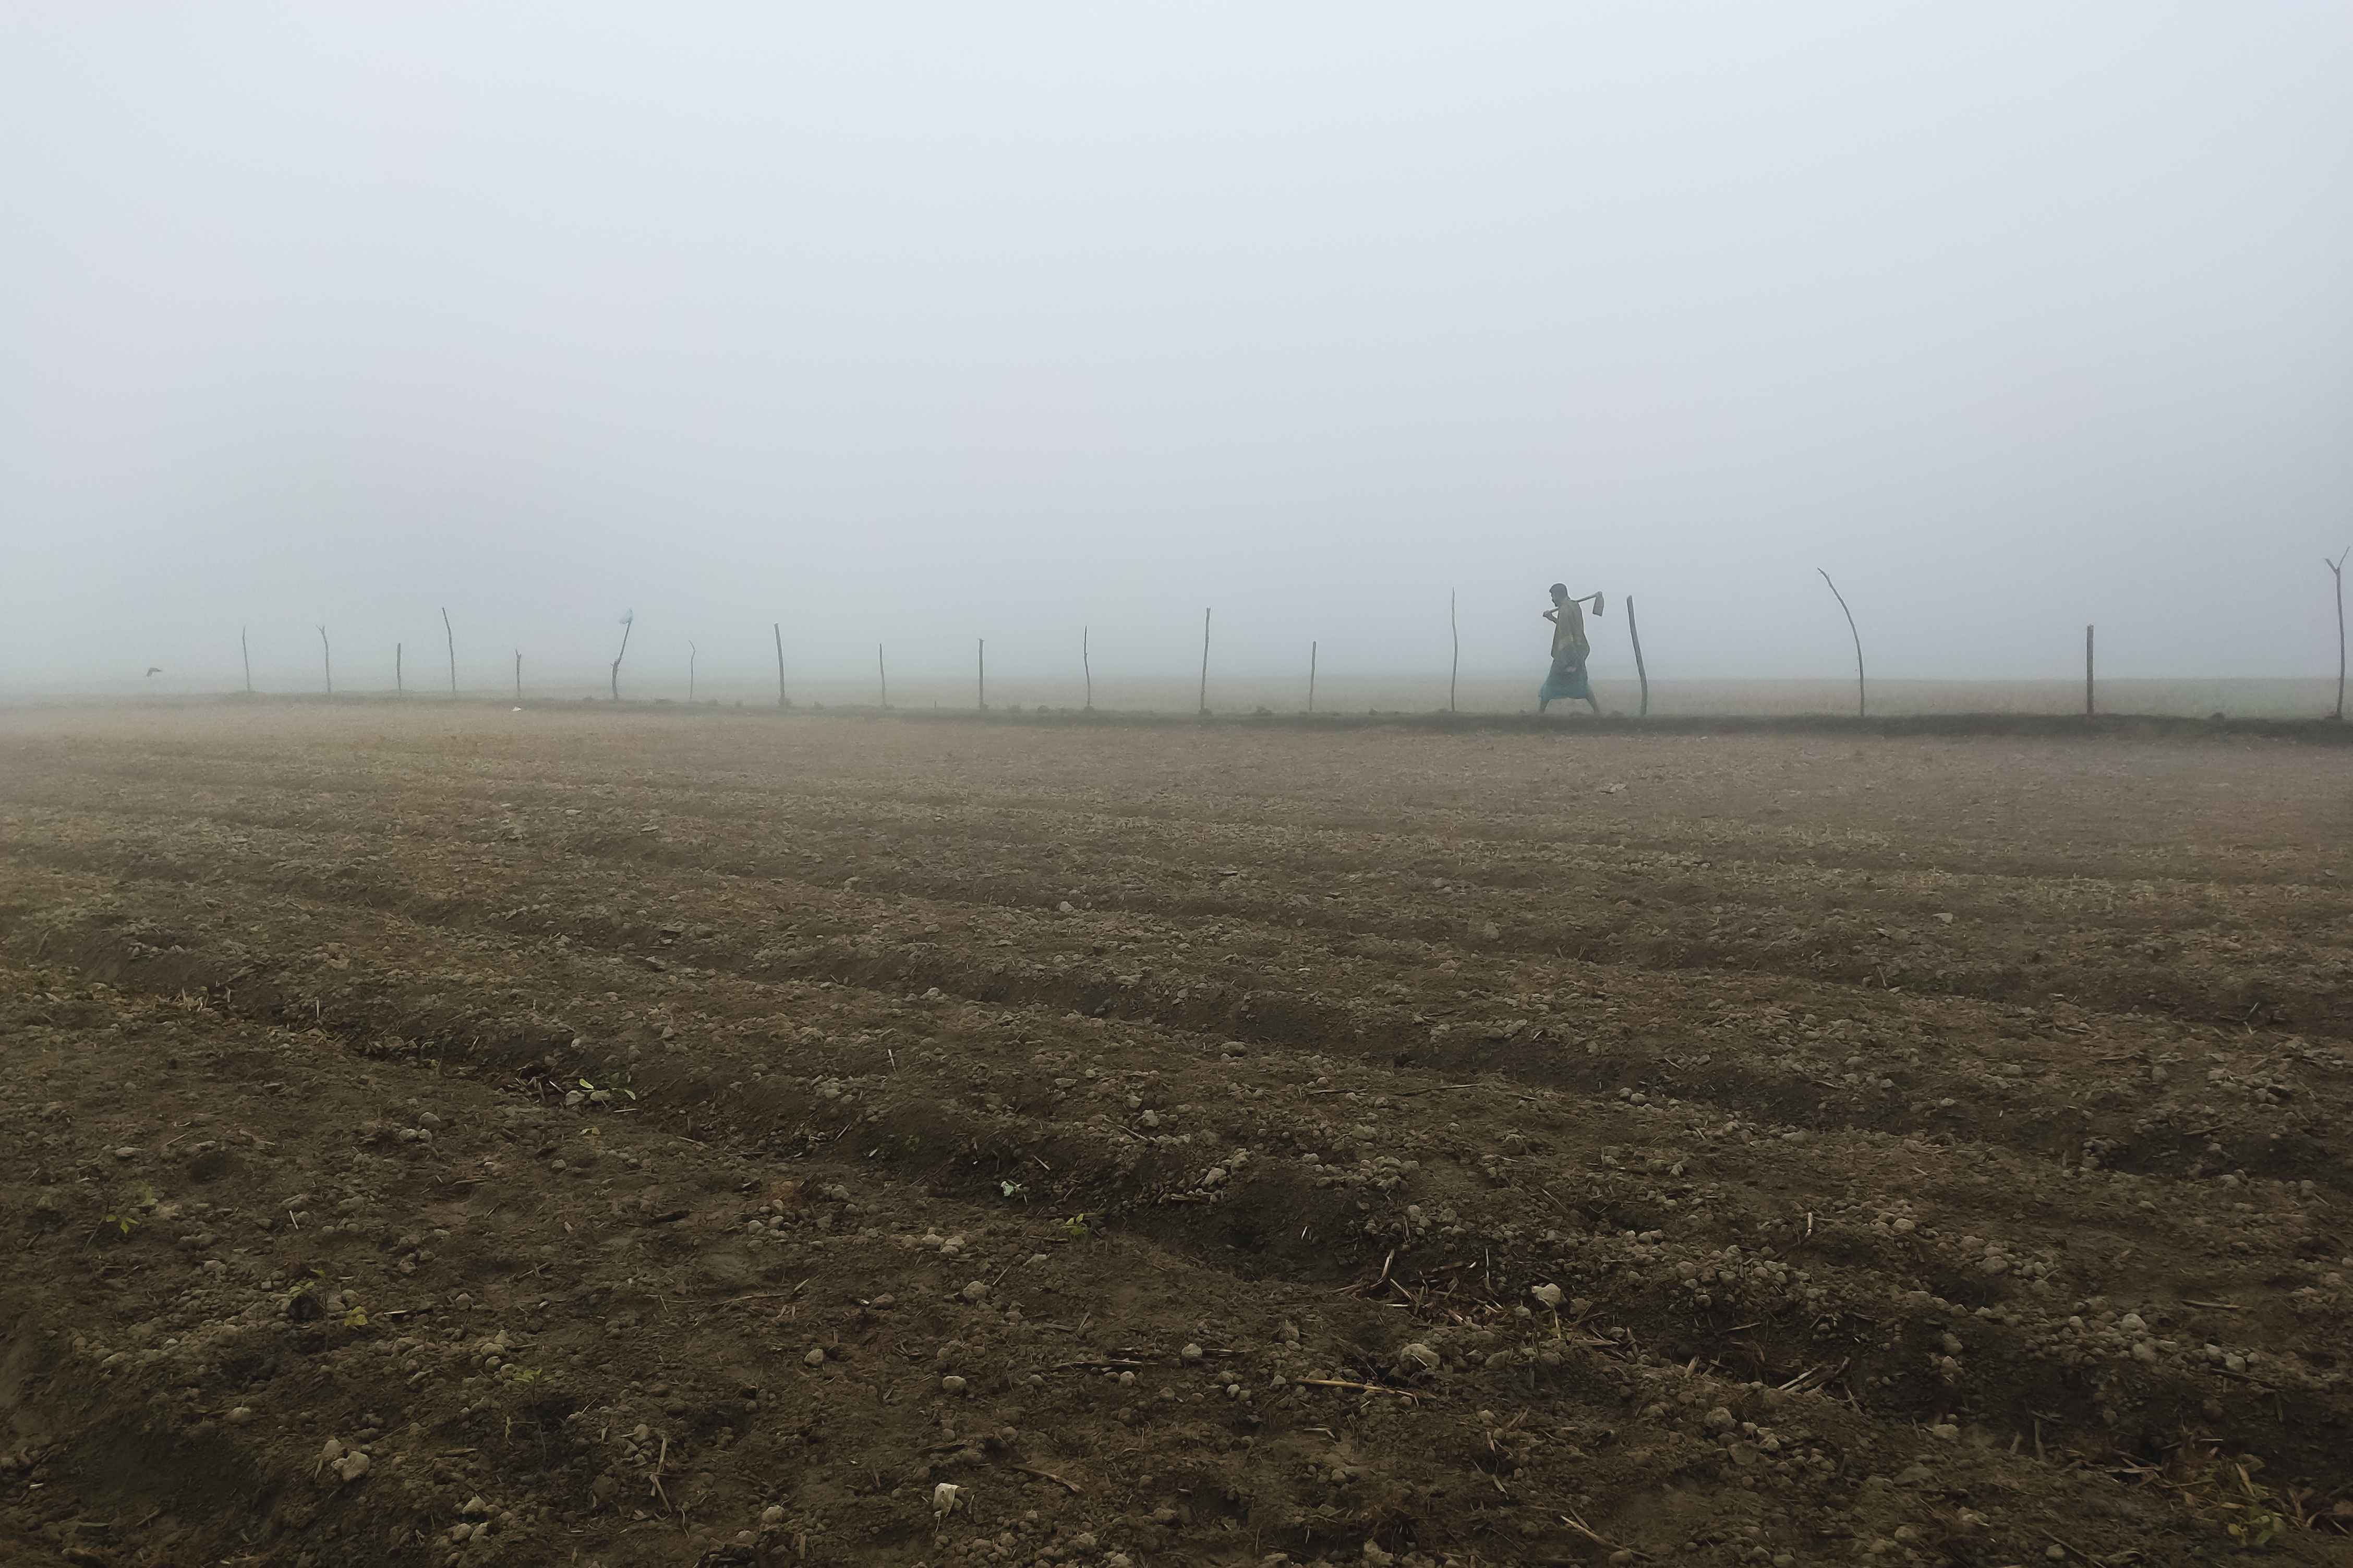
[1539,581,1603,716]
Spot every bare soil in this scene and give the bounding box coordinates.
[2,703,2350,1568]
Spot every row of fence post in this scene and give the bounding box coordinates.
[233,589,2346,722]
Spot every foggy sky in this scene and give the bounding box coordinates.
[5,2,2349,696]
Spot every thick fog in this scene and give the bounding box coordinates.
[4,3,2348,699]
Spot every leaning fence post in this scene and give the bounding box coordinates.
[1624,595,1650,717]
[1817,569,1864,718]
[318,625,333,695]
[878,642,888,709]
[610,610,634,701]
[978,638,986,710]
[2085,625,2095,716]
[1308,641,1317,714]
[442,607,456,695]
[396,641,404,696]
[772,622,788,708]
[1082,626,1092,711]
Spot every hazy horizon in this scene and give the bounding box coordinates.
[17,670,2342,725]
[6,3,2349,697]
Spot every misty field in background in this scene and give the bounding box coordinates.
[47,675,2343,722]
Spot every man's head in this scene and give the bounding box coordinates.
[1549,582,1568,604]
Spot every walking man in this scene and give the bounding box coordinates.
[1538,582,1602,715]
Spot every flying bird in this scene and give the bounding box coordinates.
[145,666,162,678]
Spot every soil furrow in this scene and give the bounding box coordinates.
[8,822,2351,1208]
[7,863,2348,1510]
[4,704,2348,1564]
[10,776,2349,1036]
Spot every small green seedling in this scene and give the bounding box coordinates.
[91,1181,160,1244]
[1057,1213,1092,1242]
[1000,1180,1026,1201]
[2222,1458,2289,1548]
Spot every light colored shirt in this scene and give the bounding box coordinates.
[1549,601,1588,660]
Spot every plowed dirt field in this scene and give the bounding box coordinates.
[3,704,2349,1568]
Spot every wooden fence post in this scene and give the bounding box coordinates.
[610,611,634,701]
[241,626,252,694]
[2085,625,2095,716]
[514,650,522,701]
[2329,549,2349,720]
[1449,590,1459,713]
[1308,641,1317,714]
[773,623,788,708]
[978,638,986,710]
[1082,626,1092,711]
[1817,570,1864,718]
[1625,595,1649,718]
[1198,609,1211,715]
[442,607,456,695]
[318,625,332,695]
[396,641,404,696]
[878,643,888,709]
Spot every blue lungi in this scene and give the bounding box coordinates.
[1539,655,1591,704]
